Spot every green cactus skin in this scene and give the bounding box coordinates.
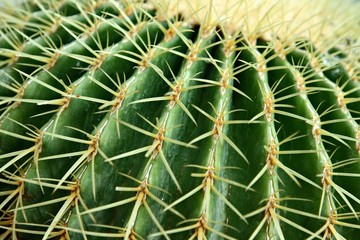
[0,0,359,239]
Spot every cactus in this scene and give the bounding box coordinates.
[0,0,359,239]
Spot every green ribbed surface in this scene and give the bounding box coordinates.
[0,1,359,239]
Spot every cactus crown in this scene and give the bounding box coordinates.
[0,0,359,239]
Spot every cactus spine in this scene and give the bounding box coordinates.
[0,0,359,239]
